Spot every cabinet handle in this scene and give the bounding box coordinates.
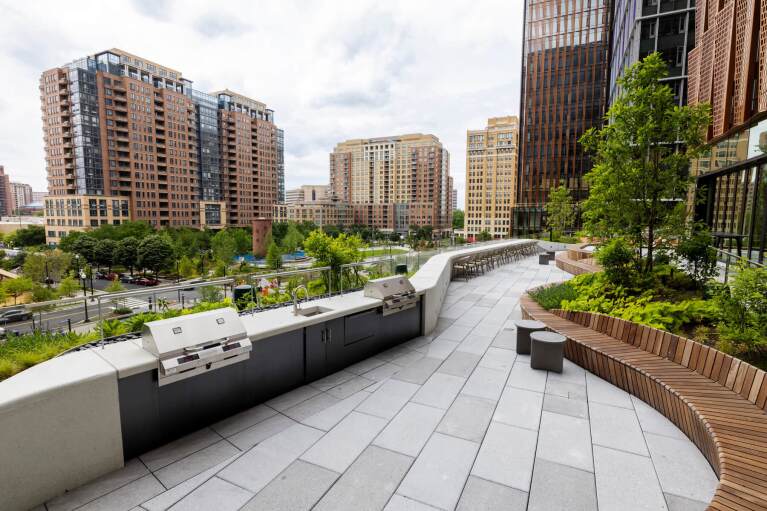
[321,329,326,344]
[327,327,332,344]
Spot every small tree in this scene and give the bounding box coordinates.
[452,209,464,230]
[211,229,238,264]
[477,230,492,242]
[281,224,304,255]
[546,185,576,236]
[114,236,139,275]
[22,250,72,284]
[137,235,173,276]
[580,52,711,274]
[177,255,197,279]
[57,276,80,297]
[3,277,33,304]
[70,235,97,263]
[106,277,124,293]
[266,241,283,269]
[94,239,117,272]
[674,223,718,288]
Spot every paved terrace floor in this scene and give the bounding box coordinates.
[43,256,718,511]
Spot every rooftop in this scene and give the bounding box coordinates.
[43,255,717,511]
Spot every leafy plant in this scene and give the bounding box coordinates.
[595,238,636,287]
[715,264,767,354]
[546,185,577,236]
[674,223,718,288]
[529,283,577,310]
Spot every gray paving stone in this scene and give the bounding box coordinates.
[545,359,587,385]
[493,386,544,430]
[155,440,241,489]
[471,422,538,491]
[384,494,441,510]
[356,379,421,420]
[424,339,460,359]
[585,372,633,409]
[283,392,341,422]
[141,455,240,511]
[301,390,370,431]
[315,446,413,511]
[536,411,593,472]
[631,396,687,440]
[391,349,426,368]
[507,361,547,392]
[46,459,149,511]
[211,405,277,438]
[392,356,443,384]
[471,322,502,338]
[589,401,648,456]
[242,460,338,511]
[436,324,473,341]
[593,445,668,511]
[346,356,387,375]
[140,428,221,471]
[456,476,527,511]
[436,394,495,442]
[374,402,444,457]
[170,477,253,511]
[664,492,709,511]
[265,385,321,412]
[454,334,494,355]
[491,328,516,349]
[309,370,357,391]
[438,351,481,378]
[411,372,466,409]
[461,366,507,401]
[228,413,297,451]
[644,433,718,503]
[377,346,414,362]
[528,459,597,511]
[326,375,376,399]
[77,474,164,511]
[301,411,387,473]
[545,379,587,401]
[543,393,589,419]
[397,433,479,511]
[219,423,324,493]
[361,362,403,382]
[478,347,517,374]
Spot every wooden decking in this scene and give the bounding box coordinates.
[520,295,767,510]
[554,245,600,275]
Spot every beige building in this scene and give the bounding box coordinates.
[285,185,329,205]
[329,134,451,233]
[44,195,131,243]
[10,182,33,212]
[273,200,352,228]
[464,116,518,238]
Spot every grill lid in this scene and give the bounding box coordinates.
[363,275,416,300]
[142,307,247,358]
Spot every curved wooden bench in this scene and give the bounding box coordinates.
[520,294,767,511]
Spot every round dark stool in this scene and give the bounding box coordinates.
[530,331,567,373]
[514,319,546,355]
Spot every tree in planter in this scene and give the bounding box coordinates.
[137,235,174,277]
[580,52,711,274]
[114,236,139,275]
[546,185,577,238]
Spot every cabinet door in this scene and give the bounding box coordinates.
[305,323,327,382]
[324,317,347,373]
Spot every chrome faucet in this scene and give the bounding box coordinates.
[291,285,310,315]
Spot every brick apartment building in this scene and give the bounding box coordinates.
[329,134,452,234]
[40,49,283,244]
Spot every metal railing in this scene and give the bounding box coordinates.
[713,246,766,283]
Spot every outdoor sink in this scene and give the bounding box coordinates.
[294,306,333,317]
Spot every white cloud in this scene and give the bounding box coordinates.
[0,0,523,209]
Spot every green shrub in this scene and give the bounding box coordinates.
[596,238,636,287]
[529,283,577,310]
[716,264,767,353]
[674,224,717,287]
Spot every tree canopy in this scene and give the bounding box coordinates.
[137,235,174,275]
[545,185,577,235]
[580,52,711,273]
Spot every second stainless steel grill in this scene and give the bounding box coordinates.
[141,307,251,386]
[363,275,419,316]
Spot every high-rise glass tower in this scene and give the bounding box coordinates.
[515,0,611,234]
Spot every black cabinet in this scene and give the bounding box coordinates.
[305,317,345,382]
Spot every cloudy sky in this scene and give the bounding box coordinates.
[0,0,523,209]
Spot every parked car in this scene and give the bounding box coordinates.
[94,271,106,280]
[0,308,32,324]
[135,277,159,287]
[119,274,136,284]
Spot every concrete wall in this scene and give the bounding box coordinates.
[0,351,123,511]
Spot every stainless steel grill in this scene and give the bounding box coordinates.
[363,275,418,316]
[141,307,252,386]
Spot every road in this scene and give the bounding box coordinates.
[2,282,204,335]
